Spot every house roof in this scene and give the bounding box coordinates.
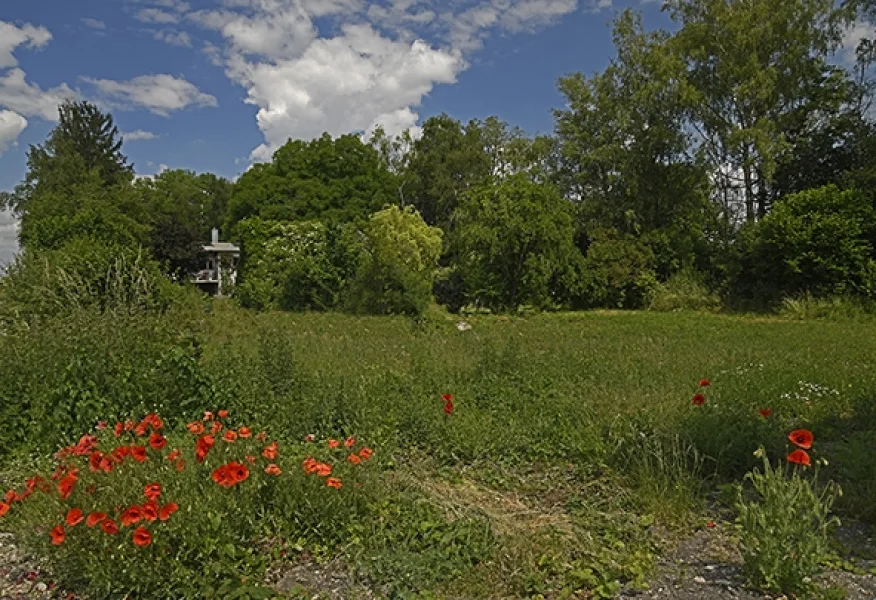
[203,242,240,253]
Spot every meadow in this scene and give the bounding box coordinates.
[2,304,875,598]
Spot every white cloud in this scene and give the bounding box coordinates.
[0,21,52,68]
[123,129,158,141]
[0,110,28,156]
[82,74,218,116]
[0,68,76,121]
[153,29,192,47]
[192,0,588,163]
[135,8,179,24]
[81,17,107,30]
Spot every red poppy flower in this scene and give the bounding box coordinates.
[4,490,15,504]
[176,459,185,472]
[149,432,167,450]
[121,506,143,527]
[706,520,716,529]
[86,512,107,527]
[114,422,124,437]
[134,423,149,437]
[315,463,332,477]
[443,394,454,415]
[65,508,84,526]
[58,473,78,500]
[0,502,9,518]
[133,526,152,547]
[238,427,251,439]
[144,483,161,501]
[111,446,129,463]
[130,446,148,462]
[187,421,205,435]
[344,437,355,448]
[100,518,119,535]
[264,463,282,476]
[50,525,65,545]
[787,449,811,466]
[195,435,215,463]
[256,431,267,442]
[124,419,136,431]
[699,379,711,387]
[304,434,315,442]
[262,442,278,460]
[759,408,773,418]
[788,429,814,449]
[328,439,340,449]
[347,454,362,465]
[691,393,706,406]
[229,462,249,484]
[210,421,223,434]
[212,465,233,488]
[159,502,178,521]
[442,394,453,403]
[203,411,214,421]
[167,449,182,461]
[146,413,163,430]
[359,447,373,460]
[223,430,238,443]
[141,501,159,522]
[326,478,342,489]
[302,457,318,474]
[217,409,229,419]
[88,451,104,472]
[96,421,108,430]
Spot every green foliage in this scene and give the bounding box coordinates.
[574,229,658,309]
[735,449,841,596]
[0,237,191,326]
[453,174,579,311]
[226,133,398,228]
[648,269,722,312]
[347,205,443,316]
[733,185,876,305]
[234,217,363,311]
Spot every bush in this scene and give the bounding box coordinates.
[731,185,876,306]
[0,410,379,598]
[234,218,364,312]
[573,229,658,309]
[0,236,193,326]
[778,294,875,321]
[648,269,721,313]
[346,205,443,316]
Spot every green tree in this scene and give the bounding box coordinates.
[453,174,579,311]
[347,205,443,316]
[226,133,398,228]
[404,114,491,230]
[667,0,847,222]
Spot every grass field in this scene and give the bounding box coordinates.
[193,304,876,597]
[3,304,875,598]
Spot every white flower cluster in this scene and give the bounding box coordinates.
[779,380,840,403]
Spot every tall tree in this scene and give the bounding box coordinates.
[1,100,140,250]
[667,0,846,222]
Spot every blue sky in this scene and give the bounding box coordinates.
[0,0,677,262]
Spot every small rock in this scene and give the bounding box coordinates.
[694,576,707,584]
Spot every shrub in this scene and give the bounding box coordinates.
[0,236,192,326]
[731,185,876,306]
[778,294,875,321]
[648,269,721,313]
[234,218,364,312]
[573,229,658,309]
[0,410,378,598]
[346,205,443,316]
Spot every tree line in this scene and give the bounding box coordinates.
[4,0,876,316]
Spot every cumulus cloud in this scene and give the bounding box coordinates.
[0,21,52,68]
[190,0,593,162]
[81,17,107,30]
[0,68,76,121]
[82,74,217,116]
[0,110,28,156]
[123,129,158,141]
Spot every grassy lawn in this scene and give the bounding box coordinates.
[194,305,876,597]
